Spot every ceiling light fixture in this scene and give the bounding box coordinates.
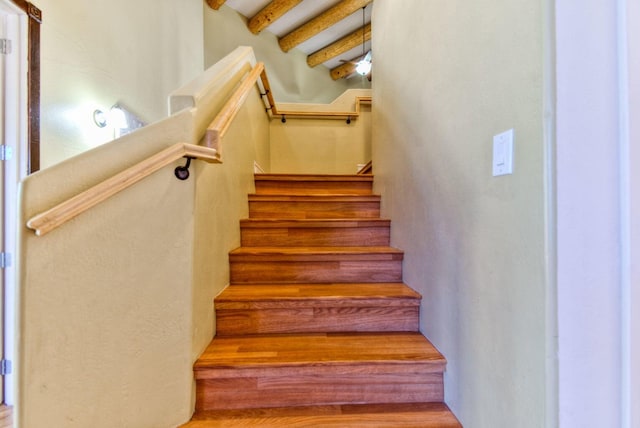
[355,6,371,76]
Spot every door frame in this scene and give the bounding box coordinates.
[9,0,39,174]
[0,0,37,407]
[622,0,639,425]
[0,0,26,407]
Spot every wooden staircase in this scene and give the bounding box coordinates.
[182,174,461,427]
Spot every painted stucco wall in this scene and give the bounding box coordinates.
[203,4,370,104]
[18,47,268,428]
[37,0,205,168]
[190,83,270,361]
[555,1,640,426]
[269,89,371,174]
[19,112,198,427]
[371,1,550,426]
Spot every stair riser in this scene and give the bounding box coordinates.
[230,260,403,284]
[240,226,390,247]
[195,372,444,411]
[255,180,372,195]
[215,307,420,335]
[249,201,380,219]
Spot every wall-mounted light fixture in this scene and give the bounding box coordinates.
[93,109,108,128]
[92,103,146,138]
[109,104,129,129]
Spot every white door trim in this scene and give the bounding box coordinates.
[0,0,28,406]
[620,0,640,425]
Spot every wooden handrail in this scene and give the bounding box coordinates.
[260,68,278,115]
[201,62,372,150]
[27,143,220,237]
[28,60,372,237]
[259,69,371,121]
[275,96,371,120]
[202,62,266,149]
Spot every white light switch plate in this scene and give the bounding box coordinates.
[492,129,514,176]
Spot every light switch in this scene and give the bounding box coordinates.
[492,129,514,176]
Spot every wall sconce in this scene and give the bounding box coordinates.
[93,109,108,128]
[109,104,129,129]
[92,103,146,138]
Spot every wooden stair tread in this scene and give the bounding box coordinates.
[253,174,374,195]
[255,173,374,182]
[240,218,390,227]
[240,218,391,247]
[248,194,381,219]
[230,246,403,256]
[181,402,461,427]
[194,332,445,373]
[249,194,380,201]
[217,283,421,308]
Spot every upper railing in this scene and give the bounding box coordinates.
[201,64,371,149]
[26,54,371,237]
[259,69,372,122]
[201,62,266,149]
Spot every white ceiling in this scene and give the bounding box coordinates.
[223,0,372,71]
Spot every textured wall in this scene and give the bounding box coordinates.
[371,1,550,426]
[191,86,270,362]
[37,0,205,168]
[269,89,371,174]
[19,112,199,428]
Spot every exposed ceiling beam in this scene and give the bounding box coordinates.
[330,61,357,80]
[248,0,304,35]
[206,0,227,10]
[307,23,371,67]
[278,0,372,53]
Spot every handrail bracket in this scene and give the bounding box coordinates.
[175,156,195,181]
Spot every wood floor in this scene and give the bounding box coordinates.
[182,174,461,427]
[0,405,12,428]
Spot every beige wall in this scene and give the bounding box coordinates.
[372,1,550,427]
[269,89,371,174]
[203,4,370,104]
[18,47,268,428]
[190,82,270,360]
[38,0,204,168]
